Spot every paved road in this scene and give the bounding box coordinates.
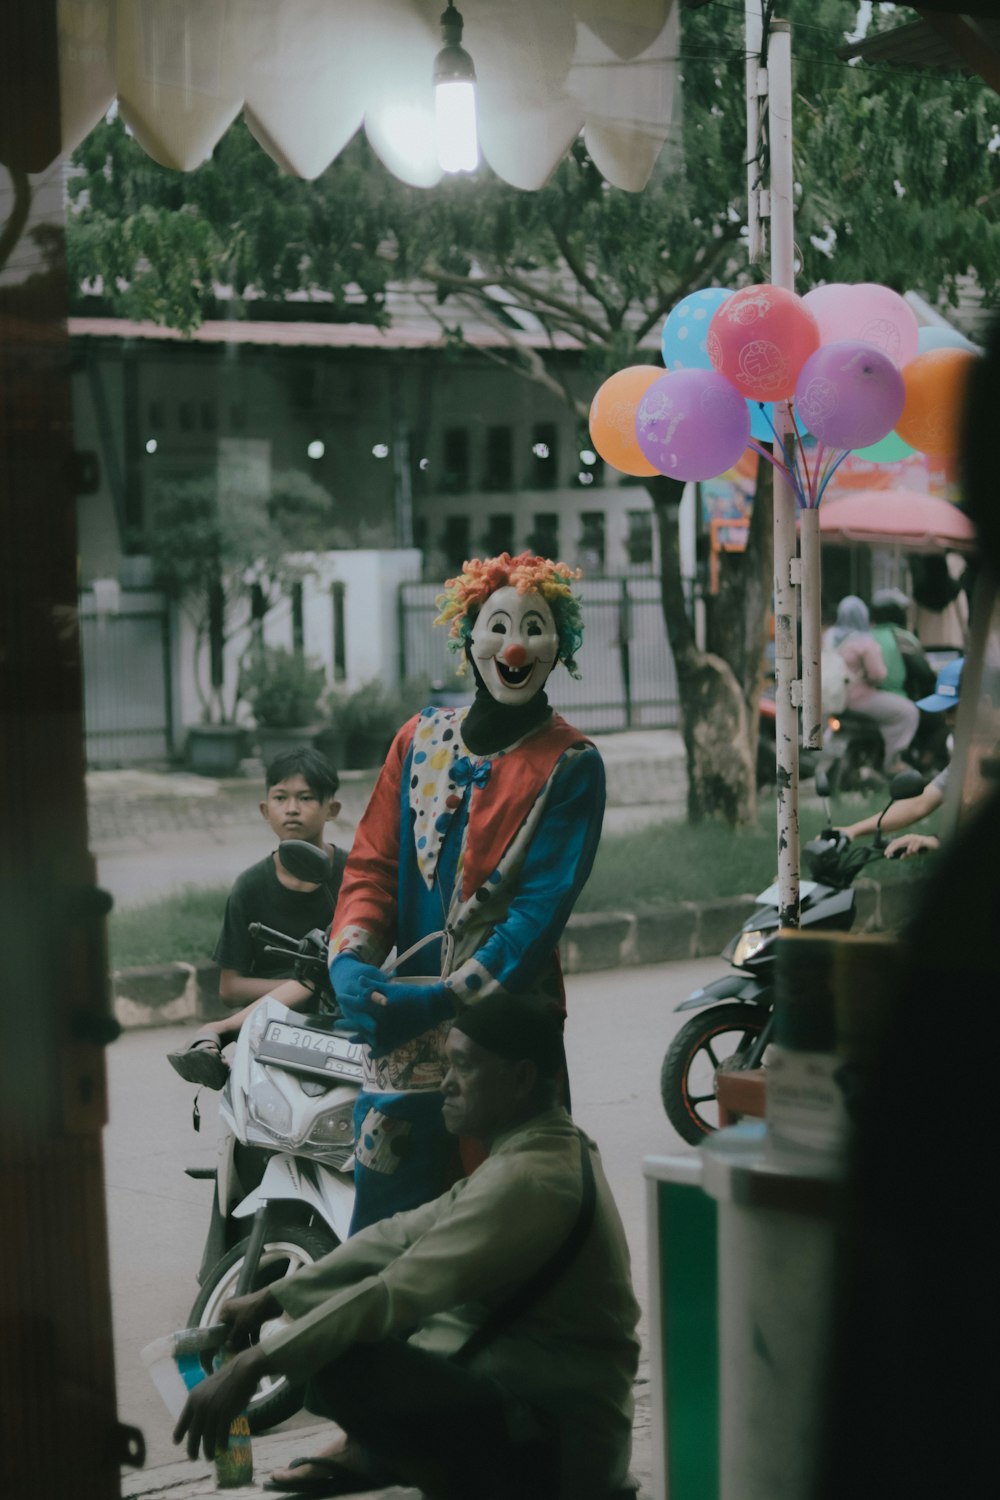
[104,955,720,1493]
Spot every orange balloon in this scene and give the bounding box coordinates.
[896,348,976,457]
[589,366,661,476]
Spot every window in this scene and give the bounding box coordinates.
[578,511,606,573]
[442,515,471,572]
[441,428,470,493]
[292,581,305,655]
[483,426,513,491]
[530,422,559,489]
[626,509,654,567]
[527,512,559,556]
[331,580,346,681]
[482,514,514,556]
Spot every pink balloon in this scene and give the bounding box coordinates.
[707,285,820,401]
[635,369,750,482]
[801,283,918,368]
[794,341,905,451]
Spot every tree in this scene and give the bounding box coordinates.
[66,0,1000,819]
[144,466,338,723]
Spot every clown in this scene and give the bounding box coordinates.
[329,552,605,1230]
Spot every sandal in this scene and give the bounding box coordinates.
[262,1454,382,1496]
[167,1033,229,1090]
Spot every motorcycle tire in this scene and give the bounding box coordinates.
[188,1222,338,1434]
[661,1003,769,1145]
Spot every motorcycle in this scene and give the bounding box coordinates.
[183,840,361,1432]
[659,766,926,1145]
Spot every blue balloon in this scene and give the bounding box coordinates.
[749,400,776,442]
[661,286,732,372]
[917,326,977,355]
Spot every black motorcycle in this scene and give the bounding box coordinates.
[659,767,926,1144]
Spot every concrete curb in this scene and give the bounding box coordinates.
[111,878,914,1030]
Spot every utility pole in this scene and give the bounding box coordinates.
[745,2,800,926]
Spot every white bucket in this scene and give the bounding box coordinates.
[141,1324,227,1421]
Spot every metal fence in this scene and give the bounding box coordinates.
[80,588,173,766]
[398,576,680,733]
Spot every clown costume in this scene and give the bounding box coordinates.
[329,553,606,1231]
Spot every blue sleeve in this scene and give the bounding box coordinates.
[449,747,605,998]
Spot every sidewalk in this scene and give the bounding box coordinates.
[122,1395,652,1498]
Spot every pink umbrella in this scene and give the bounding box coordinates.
[818,488,976,552]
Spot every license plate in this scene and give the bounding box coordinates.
[258,1021,364,1080]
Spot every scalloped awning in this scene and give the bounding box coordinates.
[58,0,680,192]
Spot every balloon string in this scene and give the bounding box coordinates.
[748,438,808,508]
[789,405,816,506]
[755,403,809,507]
[816,448,852,505]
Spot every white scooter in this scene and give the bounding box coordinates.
[184,845,362,1433]
[182,840,442,1432]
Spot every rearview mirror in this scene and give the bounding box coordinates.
[888,768,926,803]
[814,766,832,799]
[278,839,333,884]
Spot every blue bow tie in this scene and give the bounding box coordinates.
[451,756,492,790]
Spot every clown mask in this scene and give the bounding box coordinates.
[469,585,560,705]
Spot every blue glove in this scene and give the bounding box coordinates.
[329,953,387,1026]
[362,979,455,1059]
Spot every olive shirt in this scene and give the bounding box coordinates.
[261,1107,641,1498]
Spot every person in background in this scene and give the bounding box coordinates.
[167,747,347,1088]
[825,595,920,774]
[868,589,936,701]
[910,552,970,651]
[835,657,963,859]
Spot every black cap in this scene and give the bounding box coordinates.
[450,993,564,1077]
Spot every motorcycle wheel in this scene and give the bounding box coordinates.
[188,1223,337,1433]
[661,1004,769,1144]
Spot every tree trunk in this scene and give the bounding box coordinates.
[648,464,774,828]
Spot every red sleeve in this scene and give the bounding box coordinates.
[329,715,418,958]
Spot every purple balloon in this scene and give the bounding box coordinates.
[635,369,750,482]
[793,340,905,451]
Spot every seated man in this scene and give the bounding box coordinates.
[174,994,641,1500]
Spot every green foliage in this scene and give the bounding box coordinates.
[240,647,327,727]
[67,4,1000,352]
[107,788,931,969]
[108,884,229,970]
[323,675,435,766]
[143,469,327,722]
[574,787,933,912]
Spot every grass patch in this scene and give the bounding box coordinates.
[575,790,937,912]
[109,884,229,971]
[109,789,938,968]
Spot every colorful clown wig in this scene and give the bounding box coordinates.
[435,552,585,678]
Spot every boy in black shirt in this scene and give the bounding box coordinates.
[168,748,346,1089]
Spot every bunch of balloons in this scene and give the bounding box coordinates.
[588,282,978,506]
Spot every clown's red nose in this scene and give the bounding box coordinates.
[504,644,528,668]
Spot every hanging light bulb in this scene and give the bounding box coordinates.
[433,3,478,174]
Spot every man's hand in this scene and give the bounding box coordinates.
[885,832,939,860]
[173,1345,267,1461]
[218,1285,281,1349]
[329,954,389,1024]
